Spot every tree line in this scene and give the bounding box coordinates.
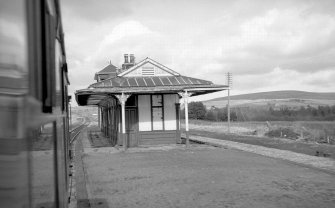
[181,101,335,121]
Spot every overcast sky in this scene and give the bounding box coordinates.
[61,0,335,104]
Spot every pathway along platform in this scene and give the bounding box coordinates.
[186,134,335,174]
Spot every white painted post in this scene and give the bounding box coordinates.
[116,93,130,151]
[184,91,189,148]
[121,98,126,149]
[179,91,192,148]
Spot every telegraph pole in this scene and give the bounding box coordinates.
[227,72,232,133]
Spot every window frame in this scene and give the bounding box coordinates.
[125,95,137,107]
[150,94,165,131]
[27,0,57,113]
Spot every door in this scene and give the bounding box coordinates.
[126,108,138,147]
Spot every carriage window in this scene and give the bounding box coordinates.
[41,2,56,113]
[0,0,28,90]
[151,95,164,130]
[27,0,57,112]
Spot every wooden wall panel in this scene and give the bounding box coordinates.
[164,94,178,130]
[138,131,176,145]
[138,95,151,131]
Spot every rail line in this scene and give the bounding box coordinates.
[68,117,90,205]
[70,117,90,144]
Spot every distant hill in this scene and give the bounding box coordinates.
[203,91,335,109]
[208,91,335,101]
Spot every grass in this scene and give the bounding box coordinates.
[182,119,335,159]
[184,119,335,142]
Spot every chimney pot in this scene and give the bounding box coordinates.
[124,54,129,63]
[130,54,135,64]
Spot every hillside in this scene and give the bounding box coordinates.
[208,91,335,101]
[203,91,335,109]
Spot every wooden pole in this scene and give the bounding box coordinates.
[227,88,230,133]
[227,72,232,134]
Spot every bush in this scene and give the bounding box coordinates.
[265,128,300,140]
[188,102,207,120]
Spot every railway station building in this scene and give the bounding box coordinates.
[75,54,228,149]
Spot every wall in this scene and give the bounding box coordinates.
[164,94,178,130]
[138,95,151,131]
[138,94,179,132]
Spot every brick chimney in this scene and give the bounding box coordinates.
[129,54,135,64]
[122,54,135,70]
[124,54,129,63]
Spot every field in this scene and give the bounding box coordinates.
[182,120,335,159]
[204,99,335,109]
[203,91,335,109]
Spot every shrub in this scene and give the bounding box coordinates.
[265,128,300,140]
[188,102,207,120]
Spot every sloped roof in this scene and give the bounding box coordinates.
[90,75,213,88]
[94,64,118,80]
[97,64,118,74]
[76,57,228,106]
[76,83,227,106]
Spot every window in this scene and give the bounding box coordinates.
[27,0,57,113]
[126,95,137,107]
[151,95,164,130]
[41,1,56,113]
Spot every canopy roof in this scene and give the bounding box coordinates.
[90,75,213,88]
[76,57,228,106]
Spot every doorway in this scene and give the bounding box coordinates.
[125,108,138,147]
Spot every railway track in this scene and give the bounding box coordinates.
[68,117,90,205]
[70,117,90,144]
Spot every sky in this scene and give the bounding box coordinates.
[61,0,335,104]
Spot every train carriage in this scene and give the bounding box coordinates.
[0,0,71,207]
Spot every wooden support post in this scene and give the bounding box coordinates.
[185,92,189,147]
[116,93,130,151]
[179,91,192,148]
[175,103,181,143]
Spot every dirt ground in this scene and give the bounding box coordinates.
[77,130,335,208]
